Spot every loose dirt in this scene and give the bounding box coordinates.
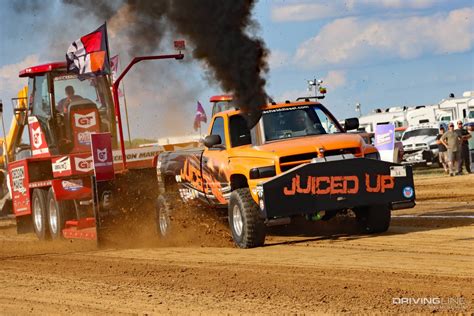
[0,173,472,314]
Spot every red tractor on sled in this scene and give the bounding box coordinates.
[4,46,185,244]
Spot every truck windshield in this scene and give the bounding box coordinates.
[402,128,438,140]
[469,109,474,119]
[262,105,341,141]
[212,100,235,116]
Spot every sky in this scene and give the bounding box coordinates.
[0,0,473,140]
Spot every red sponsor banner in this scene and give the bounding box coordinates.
[90,133,114,181]
[28,116,50,158]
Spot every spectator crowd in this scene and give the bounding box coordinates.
[437,121,473,176]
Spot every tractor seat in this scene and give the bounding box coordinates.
[64,99,101,153]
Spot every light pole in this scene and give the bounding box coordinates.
[307,78,325,98]
[355,102,361,118]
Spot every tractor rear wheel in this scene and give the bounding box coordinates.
[47,188,71,240]
[355,204,391,234]
[228,188,266,248]
[32,188,50,240]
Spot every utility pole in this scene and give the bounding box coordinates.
[0,99,9,166]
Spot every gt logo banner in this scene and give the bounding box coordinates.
[74,112,97,129]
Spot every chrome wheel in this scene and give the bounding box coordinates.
[159,207,170,236]
[232,205,243,237]
[33,196,42,232]
[48,198,58,235]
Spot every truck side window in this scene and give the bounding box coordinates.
[229,115,251,147]
[210,117,226,146]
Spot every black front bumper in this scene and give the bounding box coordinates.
[259,157,416,219]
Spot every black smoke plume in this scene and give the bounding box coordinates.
[62,0,269,127]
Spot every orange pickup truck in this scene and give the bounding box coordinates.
[156,100,416,248]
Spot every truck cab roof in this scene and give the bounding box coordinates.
[216,100,324,118]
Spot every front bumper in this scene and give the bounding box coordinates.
[258,156,416,219]
[402,149,434,165]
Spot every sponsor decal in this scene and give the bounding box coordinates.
[283,174,395,196]
[74,112,97,129]
[178,187,200,202]
[112,148,160,162]
[94,148,112,168]
[74,156,93,172]
[11,167,26,195]
[78,132,91,145]
[101,190,112,209]
[375,131,393,146]
[52,156,71,173]
[32,127,42,148]
[61,179,83,192]
[402,186,414,199]
[262,105,309,114]
[54,74,76,81]
[97,148,107,162]
[390,166,407,177]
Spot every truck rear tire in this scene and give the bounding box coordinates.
[355,204,391,234]
[156,194,173,238]
[228,188,266,248]
[47,188,70,240]
[32,188,50,240]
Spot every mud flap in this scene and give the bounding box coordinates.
[92,176,115,247]
[260,157,415,219]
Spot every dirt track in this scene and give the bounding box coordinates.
[0,173,473,314]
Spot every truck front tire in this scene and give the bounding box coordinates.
[355,204,391,234]
[228,188,266,248]
[32,189,50,240]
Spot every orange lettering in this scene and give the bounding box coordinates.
[296,175,312,194]
[365,174,380,192]
[380,175,394,193]
[330,176,344,194]
[283,177,296,196]
[312,177,318,195]
[345,176,359,194]
[316,176,331,194]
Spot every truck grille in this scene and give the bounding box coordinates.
[279,148,361,172]
[404,143,428,151]
[324,147,360,157]
[279,153,317,172]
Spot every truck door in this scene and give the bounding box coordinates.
[202,116,231,206]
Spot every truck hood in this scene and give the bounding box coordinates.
[231,133,364,160]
